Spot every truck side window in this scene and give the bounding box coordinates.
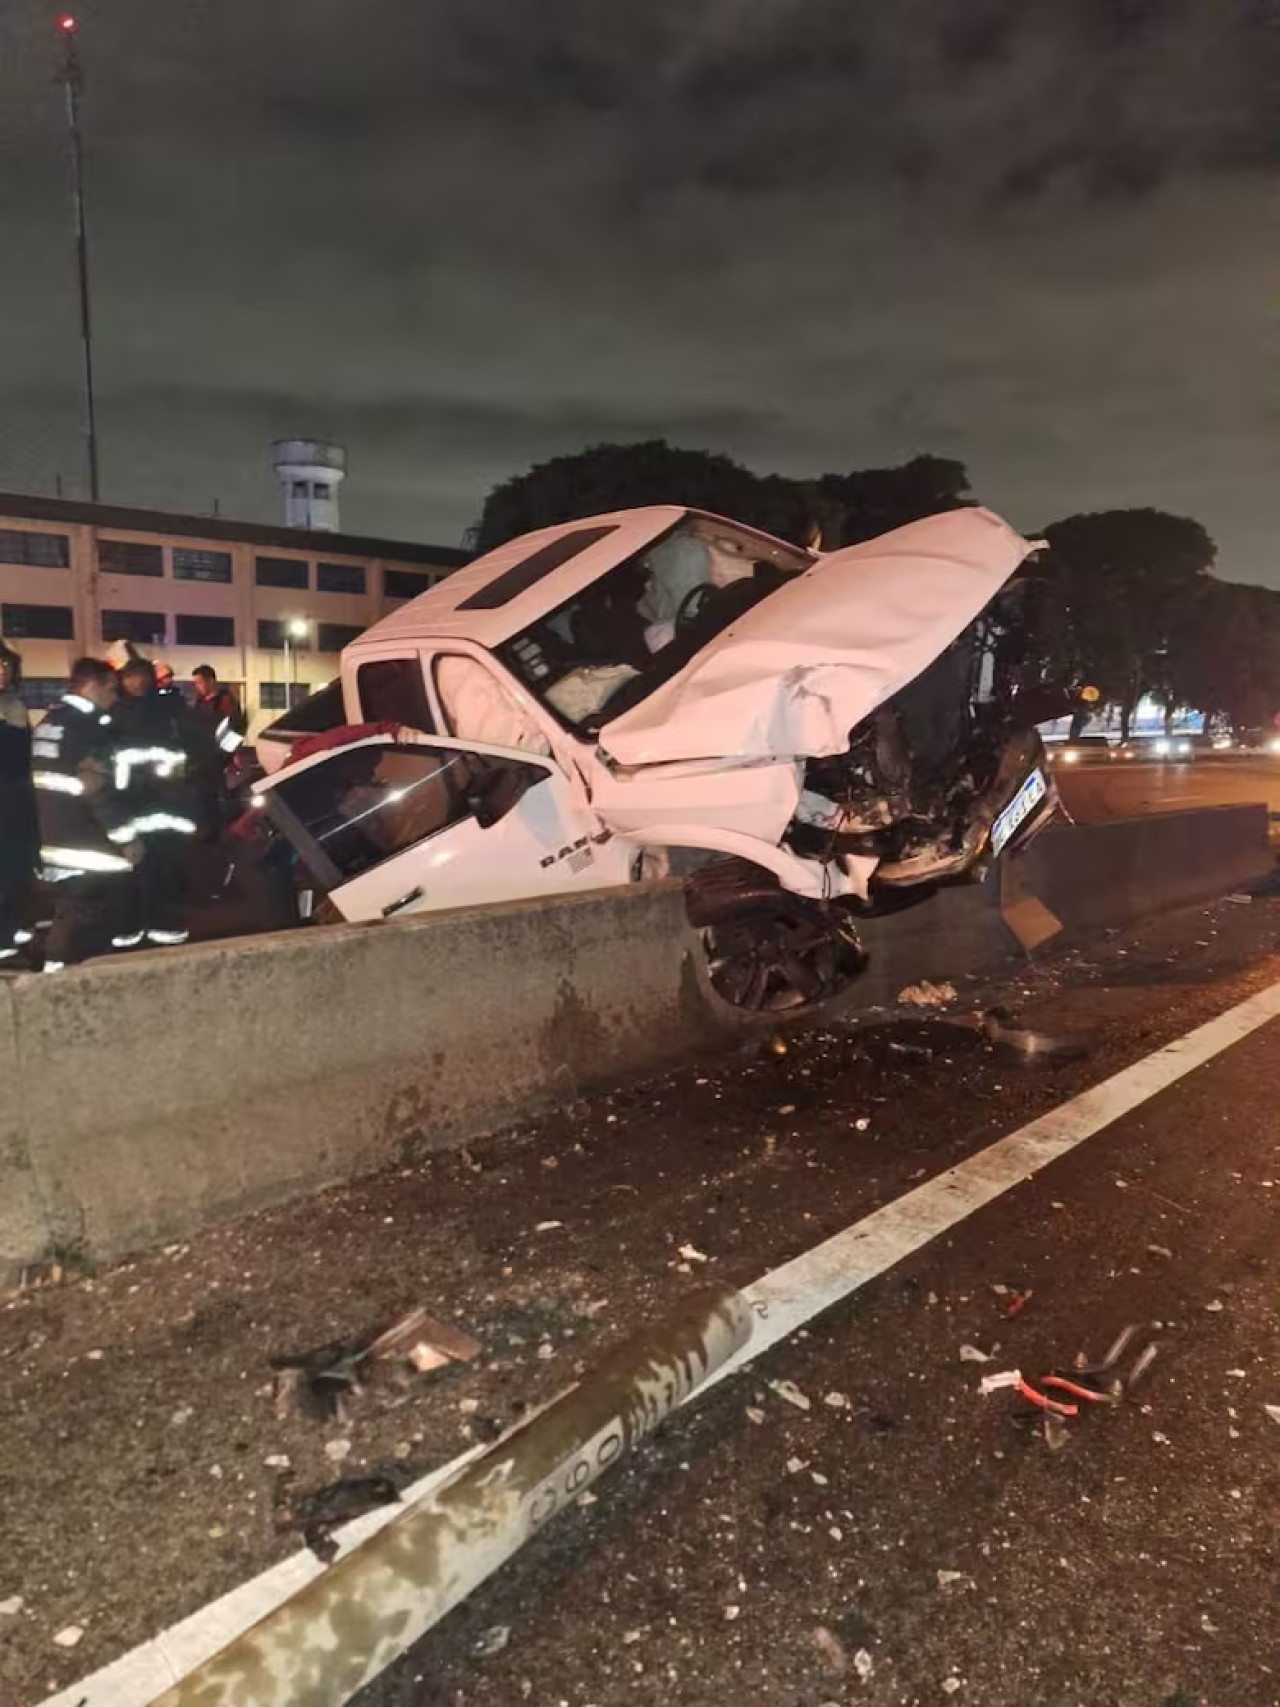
[356,658,435,733]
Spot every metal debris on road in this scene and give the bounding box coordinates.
[473,1624,511,1658]
[979,1323,1160,1435]
[768,1378,812,1411]
[897,980,957,1007]
[271,1306,481,1420]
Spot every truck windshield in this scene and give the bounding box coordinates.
[495,518,810,736]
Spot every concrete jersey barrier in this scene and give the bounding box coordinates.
[0,805,1269,1284]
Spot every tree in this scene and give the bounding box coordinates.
[475,439,812,552]
[1034,509,1217,740]
[815,454,972,547]
[1164,579,1280,734]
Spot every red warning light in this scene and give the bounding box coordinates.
[57,14,79,32]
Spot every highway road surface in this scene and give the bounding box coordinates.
[1056,755,1280,828]
[7,888,1280,1707]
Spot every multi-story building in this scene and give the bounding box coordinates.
[0,490,468,736]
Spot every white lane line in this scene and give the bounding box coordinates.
[39,977,1280,1707]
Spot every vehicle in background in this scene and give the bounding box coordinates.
[1048,734,1113,765]
[252,505,1062,1011]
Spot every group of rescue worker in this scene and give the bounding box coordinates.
[0,640,245,971]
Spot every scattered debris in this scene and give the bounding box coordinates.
[745,1406,765,1425]
[959,1344,993,1364]
[534,1221,563,1233]
[786,1456,809,1475]
[1002,1290,1032,1318]
[979,1370,1023,1396]
[942,1678,963,1696]
[824,1391,851,1410]
[897,980,957,1008]
[0,1596,23,1617]
[854,1648,875,1682]
[1147,1244,1174,1260]
[724,1604,741,1622]
[272,1306,481,1420]
[264,1453,291,1470]
[1224,893,1253,905]
[980,1323,1160,1434]
[323,1438,353,1464]
[677,1243,710,1265]
[813,1625,848,1675]
[52,1625,85,1649]
[295,1475,400,1562]
[854,1117,871,1132]
[473,1625,511,1658]
[1204,1299,1225,1313]
[977,1006,1087,1066]
[768,1378,811,1412]
[1264,1405,1280,1427]
[170,1405,194,1427]
[936,1570,966,1588]
[778,1104,797,1116]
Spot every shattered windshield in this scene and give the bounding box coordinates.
[496,517,811,736]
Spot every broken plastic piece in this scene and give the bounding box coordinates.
[979,1369,1022,1395]
[768,1378,811,1412]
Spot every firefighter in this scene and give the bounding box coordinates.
[0,639,37,963]
[113,656,202,947]
[30,657,140,970]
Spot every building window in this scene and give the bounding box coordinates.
[313,483,331,501]
[291,481,309,499]
[98,538,164,578]
[316,622,363,654]
[316,561,366,596]
[21,677,67,710]
[258,619,287,650]
[384,568,434,601]
[102,609,166,645]
[0,528,70,568]
[173,546,233,584]
[259,681,312,711]
[1,602,74,640]
[175,613,235,648]
[256,555,309,589]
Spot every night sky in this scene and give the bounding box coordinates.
[1,2,1274,572]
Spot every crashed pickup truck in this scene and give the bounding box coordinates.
[252,505,1061,1010]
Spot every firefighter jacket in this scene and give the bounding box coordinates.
[110,690,203,841]
[30,694,136,875]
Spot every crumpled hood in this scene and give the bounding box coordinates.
[599,507,1039,768]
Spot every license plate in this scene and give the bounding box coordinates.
[991,766,1048,855]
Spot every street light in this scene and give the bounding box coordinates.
[57,13,100,500]
[283,616,310,703]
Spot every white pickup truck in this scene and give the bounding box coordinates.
[252,504,1059,1010]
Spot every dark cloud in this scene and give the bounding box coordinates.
[0,0,1275,578]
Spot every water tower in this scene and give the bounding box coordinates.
[271,439,346,532]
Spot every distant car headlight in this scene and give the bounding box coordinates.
[1268,737,1280,755]
[1212,736,1233,751]
[1153,738,1171,757]
[1175,740,1192,756]
[1061,749,1079,764]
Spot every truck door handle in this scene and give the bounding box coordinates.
[381,886,424,917]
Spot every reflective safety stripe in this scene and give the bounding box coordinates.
[216,720,245,753]
[108,813,197,840]
[0,947,18,961]
[42,961,66,973]
[146,928,190,945]
[12,929,33,945]
[32,769,85,796]
[39,843,133,874]
[62,693,96,716]
[111,931,146,948]
[113,746,186,790]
